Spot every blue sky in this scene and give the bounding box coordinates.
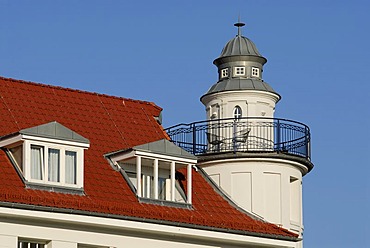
[1,1,369,247]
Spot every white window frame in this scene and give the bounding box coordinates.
[124,164,187,203]
[252,67,260,77]
[111,150,195,204]
[234,66,245,76]
[0,133,88,189]
[233,106,242,120]
[221,68,228,78]
[18,240,46,248]
[23,139,84,188]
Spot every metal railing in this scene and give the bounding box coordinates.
[165,117,311,160]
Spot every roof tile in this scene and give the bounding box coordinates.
[0,76,297,239]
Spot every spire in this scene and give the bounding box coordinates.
[234,16,245,36]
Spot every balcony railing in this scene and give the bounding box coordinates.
[165,117,311,160]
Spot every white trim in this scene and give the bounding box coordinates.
[234,66,245,76]
[135,150,197,164]
[22,135,90,148]
[0,207,298,248]
[170,161,175,202]
[153,159,158,200]
[136,156,142,197]
[110,150,136,163]
[110,150,196,165]
[252,67,260,78]
[0,134,22,147]
[199,157,309,175]
[187,164,192,204]
[221,68,228,78]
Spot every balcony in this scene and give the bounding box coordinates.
[165,117,311,160]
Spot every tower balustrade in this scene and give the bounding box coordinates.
[165,117,311,160]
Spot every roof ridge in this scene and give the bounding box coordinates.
[0,76,162,111]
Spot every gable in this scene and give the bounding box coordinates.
[20,121,89,144]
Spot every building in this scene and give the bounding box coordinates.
[0,23,313,248]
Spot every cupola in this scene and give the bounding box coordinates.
[201,22,280,120]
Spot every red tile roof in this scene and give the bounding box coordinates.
[0,76,297,240]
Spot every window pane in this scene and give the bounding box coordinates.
[48,148,60,182]
[142,174,153,198]
[158,177,167,200]
[31,146,43,180]
[65,151,77,184]
[233,106,242,119]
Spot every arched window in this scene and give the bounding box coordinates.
[233,106,242,120]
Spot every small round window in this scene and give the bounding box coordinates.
[233,106,242,119]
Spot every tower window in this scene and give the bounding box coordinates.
[252,67,260,77]
[234,67,245,76]
[221,68,228,78]
[233,106,242,119]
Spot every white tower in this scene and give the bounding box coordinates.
[198,23,313,238]
[166,22,313,246]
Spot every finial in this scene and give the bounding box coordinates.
[234,16,245,36]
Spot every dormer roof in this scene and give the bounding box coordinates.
[19,121,89,144]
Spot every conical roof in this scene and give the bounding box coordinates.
[202,22,279,100]
[219,35,262,58]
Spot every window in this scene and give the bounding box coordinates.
[28,143,80,186]
[65,151,77,184]
[252,67,260,77]
[48,148,60,182]
[123,163,187,203]
[234,66,245,76]
[107,139,196,205]
[221,68,228,78]
[0,121,89,190]
[5,140,86,189]
[233,106,242,119]
[18,241,45,248]
[31,145,44,180]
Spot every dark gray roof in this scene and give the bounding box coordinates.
[218,35,263,58]
[20,121,89,144]
[203,78,280,97]
[133,139,197,160]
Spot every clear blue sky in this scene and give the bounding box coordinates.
[1,1,369,247]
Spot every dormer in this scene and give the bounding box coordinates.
[106,139,197,206]
[0,121,89,191]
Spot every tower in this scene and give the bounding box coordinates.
[166,22,313,245]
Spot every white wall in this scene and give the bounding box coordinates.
[0,207,300,248]
[201,157,306,236]
[203,91,279,120]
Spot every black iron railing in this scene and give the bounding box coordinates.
[165,117,311,160]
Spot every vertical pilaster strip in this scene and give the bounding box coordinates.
[136,156,142,197]
[171,161,175,201]
[187,164,192,204]
[153,158,158,199]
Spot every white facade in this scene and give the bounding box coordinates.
[200,157,306,236]
[0,207,301,248]
[202,90,279,120]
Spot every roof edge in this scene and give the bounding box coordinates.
[0,76,162,111]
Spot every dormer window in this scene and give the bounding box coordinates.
[252,67,260,77]
[221,68,228,78]
[107,139,196,206]
[234,66,245,76]
[0,121,89,190]
[29,144,78,185]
